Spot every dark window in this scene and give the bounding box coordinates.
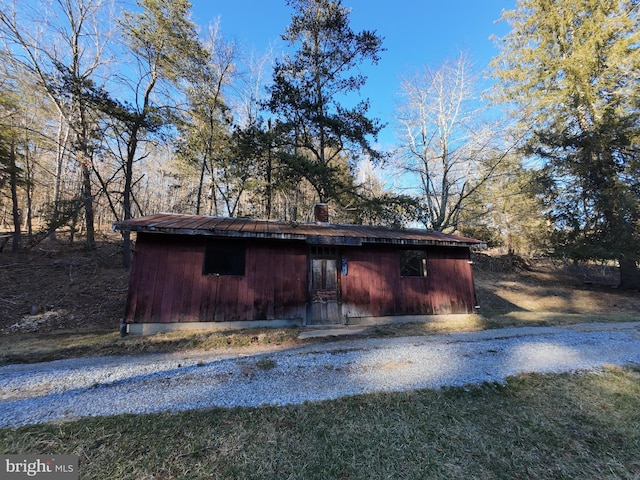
[310,245,337,256]
[400,250,428,277]
[203,240,246,276]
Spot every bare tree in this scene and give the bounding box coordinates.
[0,0,115,248]
[396,53,507,233]
[235,46,274,129]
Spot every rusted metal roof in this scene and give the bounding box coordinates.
[113,213,483,247]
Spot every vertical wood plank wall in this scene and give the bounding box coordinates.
[124,234,477,324]
[341,245,476,317]
[125,234,307,323]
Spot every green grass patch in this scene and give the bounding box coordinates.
[254,358,277,370]
[1,366,639,479]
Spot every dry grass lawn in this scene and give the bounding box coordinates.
[474,255,640,326]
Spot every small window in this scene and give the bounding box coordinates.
[203,240,245,276]
[310,245,337,256]
[400,250,428,277]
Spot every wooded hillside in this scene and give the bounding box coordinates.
[1,0,639,285]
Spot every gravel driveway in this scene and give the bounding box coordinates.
[1,322,639,428]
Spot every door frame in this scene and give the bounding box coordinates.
[307,245,342,325]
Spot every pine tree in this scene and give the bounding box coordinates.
[115,0,208,267]
[0,92,23,252]
[265,0,385,205]
[491,0,640,287]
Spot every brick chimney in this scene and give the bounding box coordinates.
[314,203,329,223]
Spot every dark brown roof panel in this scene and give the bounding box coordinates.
[113,214,483,247]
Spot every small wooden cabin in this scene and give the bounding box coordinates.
[114,213,483,334]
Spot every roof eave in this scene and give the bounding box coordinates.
[114,224,482,248]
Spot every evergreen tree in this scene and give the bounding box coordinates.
[265,0,385,205]
[492,0,640,287]
[115,0,208,267]
[459,154,551,255]
[175,22,237,217]
[0,92,23,252]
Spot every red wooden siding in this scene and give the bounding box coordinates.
[125,233,307,323]
[124,233,478,325]
[341,245,476,317]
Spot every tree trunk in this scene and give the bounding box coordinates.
[25,168,33,241]
[122,180,132,269]
[9,143,21,253]
[196,158,206,215]
[50,115,70,241]
[121,134,137,269]
[266,140,272,219]
[619,255,640,290]
[81,162,95,249]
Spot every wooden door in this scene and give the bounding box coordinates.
[308,246,341,324]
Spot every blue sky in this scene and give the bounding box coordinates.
[190,1,516,146]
